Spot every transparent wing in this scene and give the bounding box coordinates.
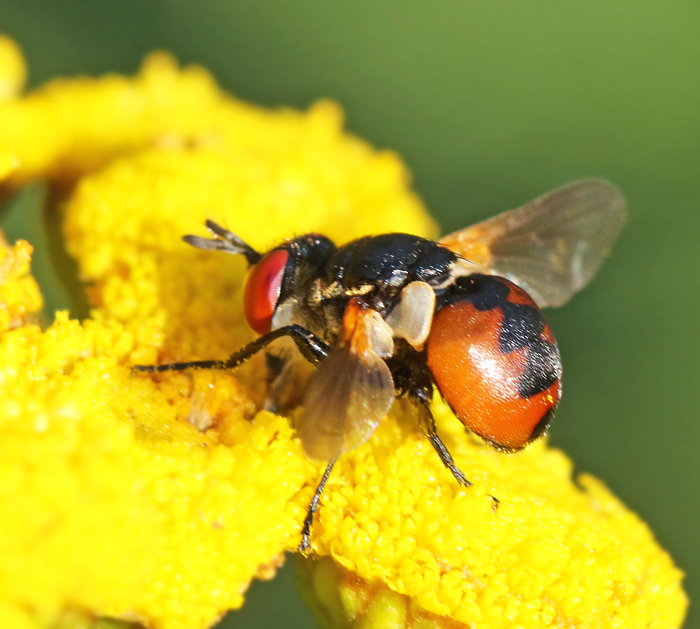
[439,180,627,307]
[296,299,396,461]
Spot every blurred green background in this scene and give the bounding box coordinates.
[1,1,698,627]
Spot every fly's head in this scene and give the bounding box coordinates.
[184,221,335,336]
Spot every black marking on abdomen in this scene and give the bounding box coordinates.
[441,274,562,399]
[517,337,561,398]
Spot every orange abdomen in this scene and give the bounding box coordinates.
[427,275,562,451]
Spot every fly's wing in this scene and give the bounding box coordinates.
[296,299,396,461]
[439,180,627,307]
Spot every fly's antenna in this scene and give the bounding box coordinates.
[182,220,262,265]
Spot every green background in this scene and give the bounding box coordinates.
[1,1,698,627]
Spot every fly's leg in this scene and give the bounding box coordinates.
[412,386,472,487]
[132,324,330,373]
[299,460,336,555]
[412,386,500,511]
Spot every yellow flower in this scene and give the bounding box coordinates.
[0,36,687,629]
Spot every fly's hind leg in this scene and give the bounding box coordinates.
[412,386,472,488]
[412,386,500,511]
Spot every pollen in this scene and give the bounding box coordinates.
[0,36,687,629]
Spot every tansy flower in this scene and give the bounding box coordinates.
[0,35,688,629]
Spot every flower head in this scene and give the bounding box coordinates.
[0,37,687,629]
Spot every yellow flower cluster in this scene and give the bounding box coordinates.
[300,413,687,628]
[0,36,687,629]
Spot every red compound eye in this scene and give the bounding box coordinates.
[244,249,289,335]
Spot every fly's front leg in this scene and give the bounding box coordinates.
[132,324,330,373]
